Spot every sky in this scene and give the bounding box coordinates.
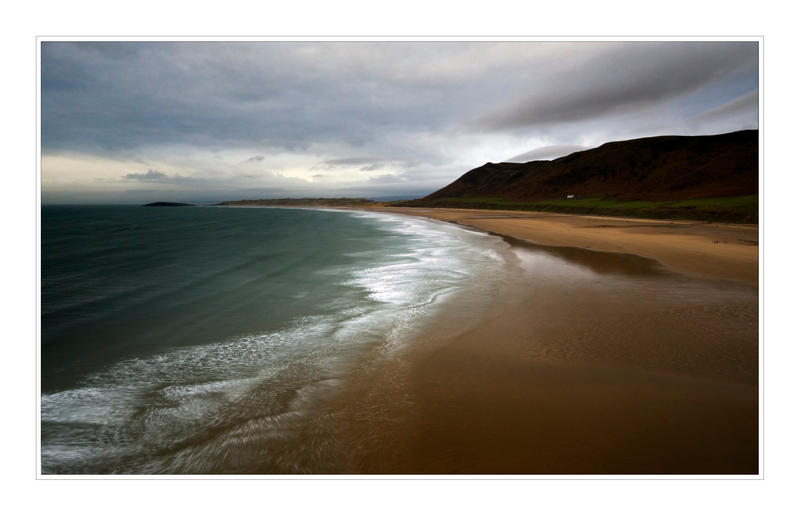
[41,40,759,203]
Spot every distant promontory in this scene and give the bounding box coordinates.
[143,202,196,207]
[217,198,378,207]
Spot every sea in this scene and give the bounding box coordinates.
[40,205,512,474]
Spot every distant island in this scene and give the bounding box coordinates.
[143,202,196,207]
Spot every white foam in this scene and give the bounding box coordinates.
[41,316,339,472]
[343,210,510,310]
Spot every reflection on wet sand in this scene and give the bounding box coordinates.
[494,231,670,278]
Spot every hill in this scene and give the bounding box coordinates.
[400,130,758,222]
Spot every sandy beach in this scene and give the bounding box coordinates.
[373,207,759,285]
[329,207,759,474]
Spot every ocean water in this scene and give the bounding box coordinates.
[40,205,511,474]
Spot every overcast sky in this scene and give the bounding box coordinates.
[41,40,758,203]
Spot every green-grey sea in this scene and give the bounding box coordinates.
[40,205,509,473]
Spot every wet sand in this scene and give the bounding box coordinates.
[369,207,759,285]
[329,208,759,474]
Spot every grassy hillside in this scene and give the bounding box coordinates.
[401,130,758,223]
[396,195,758,223]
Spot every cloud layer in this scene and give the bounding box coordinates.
[41,41,759,203]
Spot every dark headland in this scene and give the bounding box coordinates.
[143,201,196,207]
[399,130,758,223]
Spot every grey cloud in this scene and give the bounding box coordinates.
[42,42,758,158]
[119,169,308,189]
[319,157,377,168]
[315,157,420,171]
[122,170,210,185]
[506,145,588,163]
[690,90,758,125]
[124,169,168,181]
[42,42,466,155]
[42,41,760,202]
[368,174,403,184]
[476,42,758,130]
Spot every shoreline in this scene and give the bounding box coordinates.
[327,207,759,474]
[355,206,759,285]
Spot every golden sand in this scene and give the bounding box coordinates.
[373,207,759,285]
[329,208,759,474]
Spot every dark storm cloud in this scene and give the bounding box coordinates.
[41,42,459,155]
[42,41,759,157]
[244,155,265,163]
[476,42,758,130]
